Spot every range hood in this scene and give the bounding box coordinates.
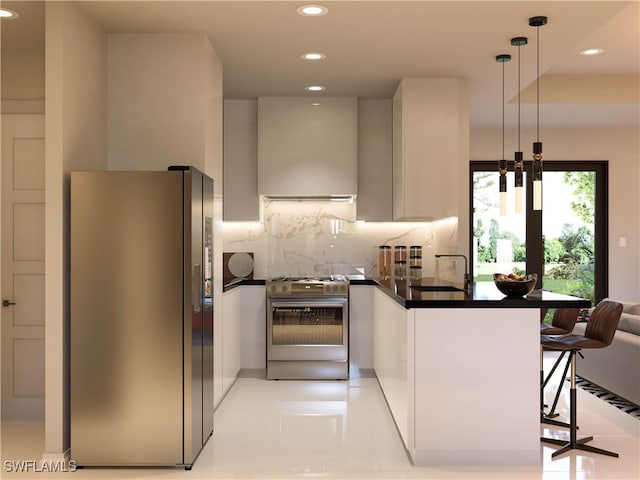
[257,97,358,200]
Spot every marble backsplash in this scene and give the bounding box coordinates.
[223,200,460,279]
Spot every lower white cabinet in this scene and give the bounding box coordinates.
[348,285,375,372]
[239,286,266,369]
[373,291,540,466]
[373,287,411,445]
[221,288,242,397]
[220,285,267,404]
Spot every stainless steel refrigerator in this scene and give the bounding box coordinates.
[70,166,214,468]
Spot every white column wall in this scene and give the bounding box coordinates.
[44,1,108,459]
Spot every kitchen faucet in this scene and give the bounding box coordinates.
[435,254,472,294]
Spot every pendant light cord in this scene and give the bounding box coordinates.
[502,60,505,160]
[536,25,540,143]
[518,45,521,151]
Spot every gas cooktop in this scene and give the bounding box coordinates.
[269,275,347,283]
[266,275,349,296]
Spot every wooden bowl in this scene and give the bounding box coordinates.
[493,273,537,297]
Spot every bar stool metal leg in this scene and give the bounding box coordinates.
[545,352,570,419]
[541,351,618,459]
[541,349,571,428]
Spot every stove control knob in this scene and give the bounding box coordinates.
[270,285,277,294]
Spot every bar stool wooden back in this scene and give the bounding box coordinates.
[540,300,623,459]
[541,307,582,335]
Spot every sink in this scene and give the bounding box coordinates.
[410,285,464,292]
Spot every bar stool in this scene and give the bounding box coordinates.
[540,308,582,426]
[540,307,581,335]
[540,300,623,459]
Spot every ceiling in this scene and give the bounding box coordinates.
[2,0,639,128]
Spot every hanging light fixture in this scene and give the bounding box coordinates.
[496,54,511,216]
[529,16,548,211]
[511,36,527,214]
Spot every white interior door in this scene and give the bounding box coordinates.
[1,114,46,420]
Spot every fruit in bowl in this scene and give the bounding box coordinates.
[493,272,537,297]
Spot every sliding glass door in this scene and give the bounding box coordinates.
[470,161,608,303]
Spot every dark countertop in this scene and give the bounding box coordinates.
[222,276,590,310]
[223,278,266,292]
[372,277,591,309]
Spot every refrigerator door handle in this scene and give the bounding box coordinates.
[193,264,201,313]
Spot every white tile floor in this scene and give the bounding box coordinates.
[2,359,639,479]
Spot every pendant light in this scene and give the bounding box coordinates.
[511,36,527,214]
[496,54,511,216]
[529,16,548,211]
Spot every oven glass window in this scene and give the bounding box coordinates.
[271,306,344,345]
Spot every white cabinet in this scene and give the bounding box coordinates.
[257,97,358,198]
[239,286,266,370]
[223,100,260,220]
[221,288,242,396]
[372,293,540,466]
[348,285,375,373]
[373,287,411,445]
[220,284,266,402]
[411,308,539,466]
[357,100,393,221]
[392,78,468,221]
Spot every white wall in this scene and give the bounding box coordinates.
[471,126,640,301]
[45,0,108,459]
[107,33,215,172]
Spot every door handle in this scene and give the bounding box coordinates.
[2,300,16,307]
[192,264,201,313]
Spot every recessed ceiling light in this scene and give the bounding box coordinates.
[305,85,326,92]
[296,5,329,17]
[580,48,604,56]
[0,8,19,19]
[301,52,327,61]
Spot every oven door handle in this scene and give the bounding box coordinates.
[269,299,348,309]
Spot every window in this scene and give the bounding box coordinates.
[470,161,608,303]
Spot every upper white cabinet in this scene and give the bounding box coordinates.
[357,99,393,221]
[224,99,260,221]
[257,97,358,198]
[392,79,469,221]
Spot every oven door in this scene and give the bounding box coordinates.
[267,297,348,362]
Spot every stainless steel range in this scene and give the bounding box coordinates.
[266,275,349,380]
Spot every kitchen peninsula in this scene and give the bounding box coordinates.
[369,277,589,467]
